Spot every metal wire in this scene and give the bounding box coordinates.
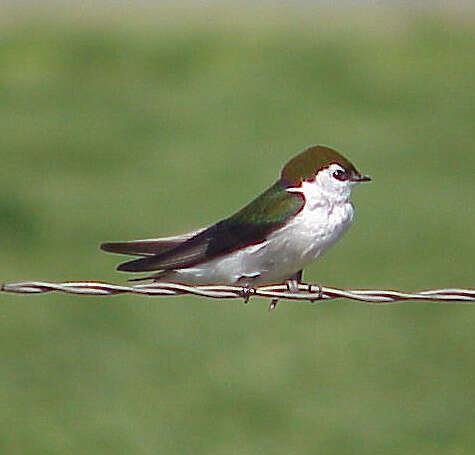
[2,280,475,306]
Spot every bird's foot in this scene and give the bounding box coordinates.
[240,285,255,304]
[285,278,300,294]
[286,279,323,301]
[261,274,321,311]
[268,277,302,311]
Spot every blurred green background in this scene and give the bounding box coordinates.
[1,2,474,454]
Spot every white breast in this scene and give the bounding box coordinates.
[255,182,354,282]
[282,177,354,260]
[161,171,356,286]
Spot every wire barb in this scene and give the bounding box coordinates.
[1,280,475,305]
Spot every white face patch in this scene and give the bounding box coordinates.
[287,163,353,205]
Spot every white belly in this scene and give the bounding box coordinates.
[160,200,354,286]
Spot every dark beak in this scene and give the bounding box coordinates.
[351,173,371,182]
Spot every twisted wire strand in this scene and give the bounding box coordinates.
[1,280,475,304]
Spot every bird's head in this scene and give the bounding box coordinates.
[281,145,370,202]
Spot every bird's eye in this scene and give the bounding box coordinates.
[332,170,348,181]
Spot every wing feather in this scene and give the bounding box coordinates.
[100,228,207,256]
[101,240,179,257]
[114,181,304,272]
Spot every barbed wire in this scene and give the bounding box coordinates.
[2,280,475,309]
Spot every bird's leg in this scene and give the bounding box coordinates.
[289,270,323,300]
[237,275,259,304]
[285,269,303,293]
[269,270,304,311]
[241,285,254,304]
[285,271,323,302]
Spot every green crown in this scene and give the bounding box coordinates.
[281,145,357,184]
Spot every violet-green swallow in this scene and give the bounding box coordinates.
[101,145,370,287]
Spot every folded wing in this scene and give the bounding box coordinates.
[100,228,207,257]
[104,181,304,273]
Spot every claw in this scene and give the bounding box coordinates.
[285,279,299,293]
[241,286,254,304]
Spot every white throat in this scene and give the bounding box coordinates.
[287,164,354,208]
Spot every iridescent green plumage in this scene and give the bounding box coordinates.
[115,180,303,271]
[281,145,357,184]
[103,144,358,273]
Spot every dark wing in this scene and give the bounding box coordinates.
[100,228,207,257]
[101,240,181,257]
[116,181,304,272]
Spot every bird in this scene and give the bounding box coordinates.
[101,145,370,290]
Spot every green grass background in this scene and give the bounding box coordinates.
[1,3,474,454]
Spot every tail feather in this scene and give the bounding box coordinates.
[100,240,181,257]
[100,227,208,258]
